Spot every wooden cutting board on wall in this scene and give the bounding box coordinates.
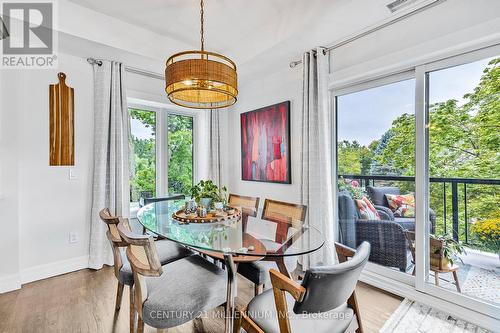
[49,72,74,166]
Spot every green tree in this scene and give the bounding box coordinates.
[168,115,193,194]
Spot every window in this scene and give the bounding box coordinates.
[128,104,195,211]
[130,108,156,203]
[167,114,194,195]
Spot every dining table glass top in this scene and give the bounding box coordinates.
[136,200,324,257]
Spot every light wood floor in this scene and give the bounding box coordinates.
[0,266,402,333]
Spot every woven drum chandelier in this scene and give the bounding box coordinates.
[165,0,238,109]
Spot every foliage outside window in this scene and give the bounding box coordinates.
[129,109,194,203]
[168,114,193,195]
[130,108,156,202]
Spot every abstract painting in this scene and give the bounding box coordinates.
[240,101,291,183]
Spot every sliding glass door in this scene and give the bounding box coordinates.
[335,75,417,279]
[417,49,500,316]
[333,44,500,323]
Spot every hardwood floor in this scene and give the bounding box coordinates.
[0,266,402,333]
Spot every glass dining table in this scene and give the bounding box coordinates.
[137,199,324,333]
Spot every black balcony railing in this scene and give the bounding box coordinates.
[338,174,500,245]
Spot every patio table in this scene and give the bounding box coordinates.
[137,199,324,333]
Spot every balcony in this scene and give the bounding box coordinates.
[338,174,499,306]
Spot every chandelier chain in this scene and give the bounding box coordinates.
[200,0,204,51]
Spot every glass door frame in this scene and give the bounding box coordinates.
[128,100,198,198]
[332,70,417,287]
[330,43,500,323]
[414,44,500,319]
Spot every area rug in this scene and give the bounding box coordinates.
[380,299,489,332]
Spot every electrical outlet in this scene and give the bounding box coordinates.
[69,232,78,244]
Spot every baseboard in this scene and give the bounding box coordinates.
[360,269,500,331]
[20,255,89,285]
[0,273,21,293]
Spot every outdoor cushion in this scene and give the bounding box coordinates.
[247,288,356,333]
[355,196,380,220]
[385,193,415,218]
[118,239,192,286]
[142,255,227,329]
[366,186,400,207]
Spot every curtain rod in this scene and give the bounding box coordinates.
[86,57,164,80]
[289,0,446,68]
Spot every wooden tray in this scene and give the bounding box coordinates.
[172,206,241,224]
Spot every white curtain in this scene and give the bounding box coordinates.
[88,61,130,269]
[208,109,221,187]
[300,48,336,269]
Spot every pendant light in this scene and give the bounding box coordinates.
[165,0,238,109]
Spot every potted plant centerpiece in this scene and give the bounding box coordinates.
[190,180,228,210]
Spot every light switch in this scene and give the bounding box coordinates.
[69,168,77,180]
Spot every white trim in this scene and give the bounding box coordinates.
[414,64,429,291]
[19,256,89,285]
[360,269,500,331]
[0,273,21,293]
[329,32,500,91]
[334,70,415,96]
[157,110,168,197]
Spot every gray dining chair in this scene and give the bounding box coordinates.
[99,208,192,333]
[116,218,227,333]
[235,242,370,333]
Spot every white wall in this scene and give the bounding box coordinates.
[225,67,302,206]
[0,67,22,292]
[17,53,93,277]
[0,48,191,291]
[223,0,500,210]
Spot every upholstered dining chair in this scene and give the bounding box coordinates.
[116,219,227,333]
[98,208,192,333]
[235,242,370,333]
[238,199,307,295]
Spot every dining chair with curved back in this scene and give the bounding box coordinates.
[99,208,136,332]
[238,199,307,296]
[99,208,192,333]
[235,242,370,333]
[116,219,228,333]
[228,193,260,217]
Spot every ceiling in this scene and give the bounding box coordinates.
[67,0,407,78]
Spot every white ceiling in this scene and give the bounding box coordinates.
[66,0,411,77]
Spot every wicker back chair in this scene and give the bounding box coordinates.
[237,199,307,296]
[228,193,260,217]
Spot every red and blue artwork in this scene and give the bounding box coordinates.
[240,101,291,184]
